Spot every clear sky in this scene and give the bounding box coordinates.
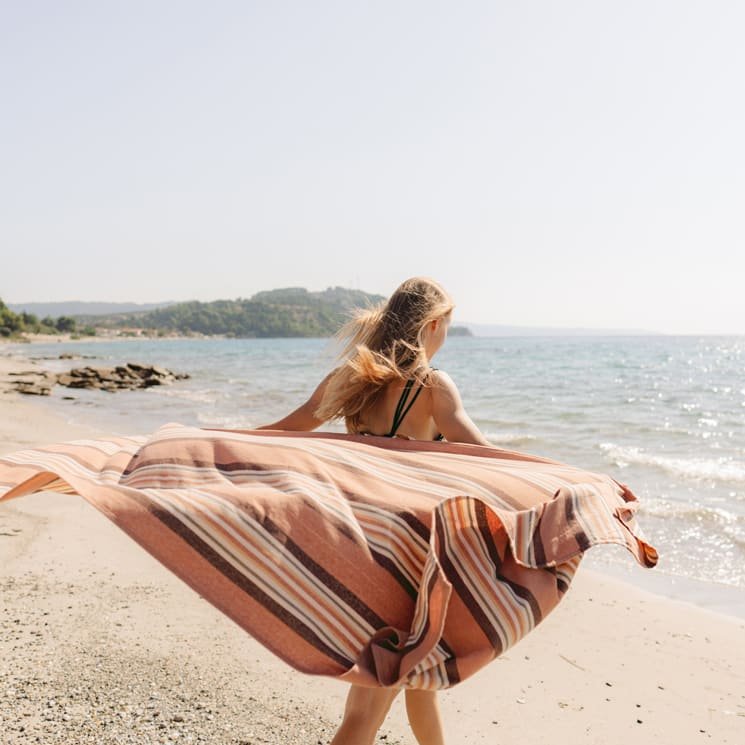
[1,1,743,334]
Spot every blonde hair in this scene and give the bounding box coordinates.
[316,277,454,432]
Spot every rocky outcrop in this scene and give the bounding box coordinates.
[7,371,57,396]
[9,363,190,396]
[56,363,190,392]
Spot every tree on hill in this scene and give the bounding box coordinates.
[0,297,82,337]
[0,299,23,336]
[55,316,77,333]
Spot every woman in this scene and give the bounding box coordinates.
[259,276,490,745]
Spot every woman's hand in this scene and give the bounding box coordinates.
[256,372,334,432]
[430,370,492,447]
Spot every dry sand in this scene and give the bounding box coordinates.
[1,353,744,744]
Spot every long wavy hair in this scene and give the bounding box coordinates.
[315,277,454,432]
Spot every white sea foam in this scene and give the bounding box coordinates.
[484,431,537,445]
[196,411,254,429]
[154,387,220,405]
[599,442,745,483]
[638,498,745,565]
[638,497,742,524]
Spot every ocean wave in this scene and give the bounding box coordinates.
[484,431,538,445]
[196,411,254,429]
[655,424,692,435]
[639,498,745,548]
[153,387,220,405]
[639,496,741,522]
[598,442,745,482]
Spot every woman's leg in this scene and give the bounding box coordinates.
[329,684,401,745]
[404,689,446,745]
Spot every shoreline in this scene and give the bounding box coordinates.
[0,332,214,345]
[1,360,744,742]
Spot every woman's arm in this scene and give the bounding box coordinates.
[430,370,491,447]
[256,372,334,432]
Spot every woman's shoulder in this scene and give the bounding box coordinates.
[426,368,465,409]
[427,367,454,388]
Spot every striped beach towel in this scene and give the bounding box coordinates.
[0,423,657,690]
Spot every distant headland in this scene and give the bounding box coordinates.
[4,288,473,340]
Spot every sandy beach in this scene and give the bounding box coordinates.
[1,353,744,744]
[0,332,219,346]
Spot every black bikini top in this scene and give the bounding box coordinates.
[385,371,444,442]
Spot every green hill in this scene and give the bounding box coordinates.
[5,287,474,340]
[95,287,388,338]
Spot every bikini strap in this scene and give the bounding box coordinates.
[387,379,425,437]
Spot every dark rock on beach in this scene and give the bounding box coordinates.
[8,364,189,396]
[56,364,190,392]
[7,371,57,396]
[29,353,98,361]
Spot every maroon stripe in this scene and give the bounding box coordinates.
[531,513,548,567]
[400,565,439,654]
[397,511,430,542]
[444,655,460,686]
[563,492,591,552]
[261,515,389,630]
[370,548,418,600]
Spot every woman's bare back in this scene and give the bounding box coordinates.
[355,376,442,441]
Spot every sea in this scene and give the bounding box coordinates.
[5,334,745,616]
